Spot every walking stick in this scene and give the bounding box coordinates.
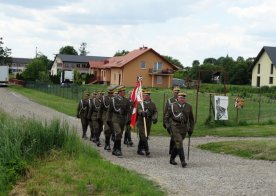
[187,135,191,161]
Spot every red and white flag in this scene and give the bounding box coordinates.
[130,76,143,128]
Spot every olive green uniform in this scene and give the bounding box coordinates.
[107,94,130,156]
[165,101,194,167]
[77,98,89,139]
[136,99,158,155]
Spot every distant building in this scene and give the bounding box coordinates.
[90,47,179,88]
[251,46,276,87]
[10,57,33,73]
[50,54,109,76]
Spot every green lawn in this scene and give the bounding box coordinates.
[198,140,276,161]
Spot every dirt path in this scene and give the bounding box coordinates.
[1,88,275,196]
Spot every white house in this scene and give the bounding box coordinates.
[251,46,276,87]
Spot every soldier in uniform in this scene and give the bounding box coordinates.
[107,85,130,156]
[124,91,134,146]
[100,87,115,151]
[88,92,97,142]
[165,92,194,168]
[163,86,180,154]
[87,91,103,147]
[136,89,158,156]
[77,91,90,139]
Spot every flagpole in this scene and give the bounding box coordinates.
[138,77,148,138]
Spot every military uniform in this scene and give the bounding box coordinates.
[77,92,90,139]
[124,94,134,146]
[165,92,194,167]
[87,92,103,147]
[100,88,115,151]
[136,90,158,156]
[163,86,180,154]
[107,86,130,156]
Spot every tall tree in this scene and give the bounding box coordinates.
[0,37,12,65]
[114,50,129,56]
[163,55,183,69]
[59,46,78,55]
[22,55,49,81]
[79,42,89,56]
[192,60,200,67]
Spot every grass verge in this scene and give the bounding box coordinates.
[0,110,165,195]
[198,140,276,161]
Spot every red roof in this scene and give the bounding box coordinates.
[90,47,179,70]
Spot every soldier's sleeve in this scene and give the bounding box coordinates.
[164,104,172,129]
[87,101,92,120]
[77,101,81,118]
[163,100,169,125]
[152,102,158,121]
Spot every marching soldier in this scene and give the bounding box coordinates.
[107,85,130,156]
[100,87,115,151]
[124,91,134,146]
[87,91,103,147]
[164,92,194,168]
[88,92,97,142]
[163,86,180,154]
[136,89,158,156]
[77,91,90,139]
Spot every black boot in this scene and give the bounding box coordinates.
[127,131,133,146]
[144,140,150,156]
[124,131,128,145]
[104,136,111,151]
[169,147,178,165]
[112,140,118,155]
[137,140,145,155]
[114,140,123,156]
[178,148,187,168]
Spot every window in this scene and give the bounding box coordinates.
[257,76,260,87]
[154,62,163,72]
[140,61,146,69]
[271,64,274,74]
[157,76,163,84]
[269,77,273,84]
[257,63,260,74]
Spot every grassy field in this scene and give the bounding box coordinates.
[0,111,165,195]
[9,85,276,137]
[198,140,276,161]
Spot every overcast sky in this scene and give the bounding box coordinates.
[1,0,276,66]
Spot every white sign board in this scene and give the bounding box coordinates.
[214,96,228,120]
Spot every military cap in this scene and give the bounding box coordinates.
[97,90,104,94]
[178,92,187,97]
[113,91,118,95]
[83,91,90,96]
[107,85,118,93]
[143,89,151,95]
[173,86,181,92]
[116,85,126,92]
[92,92,98,95]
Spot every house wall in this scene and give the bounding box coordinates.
[51,56,62,75]
[252,51,276,87]
[110,68,123,85]
[120,51,174,87]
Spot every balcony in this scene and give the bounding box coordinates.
[148,68,174,75]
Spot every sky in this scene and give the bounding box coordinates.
[1,0,276,66]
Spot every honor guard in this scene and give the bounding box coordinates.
[107,85,130,156]
[164,92,194,168]
[163,86,180,154]
[136,89,158,156]
[77,91,90,139]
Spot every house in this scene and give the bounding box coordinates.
[90,47,179,88]
[50,54,109,76]
[251,46,276,87]
[10,57,33,73]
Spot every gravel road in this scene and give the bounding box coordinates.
[1,88,275,196]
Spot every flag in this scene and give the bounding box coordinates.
[130,76,143,128]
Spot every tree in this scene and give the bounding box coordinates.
[22,55,50,81]
[79,42,89,56]
[114,50,129,56]
[59,46,78,55]
[192,60,200,67]
[163,55,183,69]
[36,52,52,70]
[0,37,12,65]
